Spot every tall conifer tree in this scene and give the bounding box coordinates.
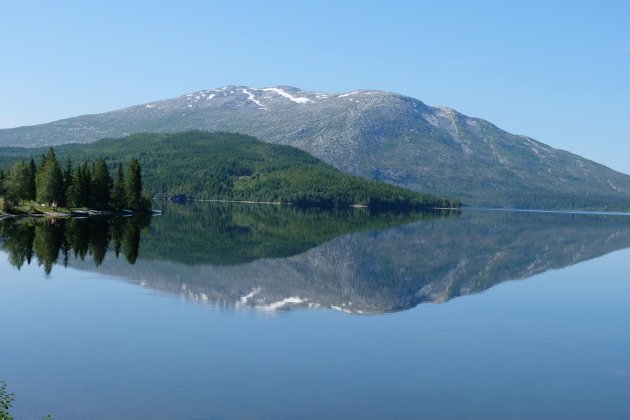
[91,159,112,209]
[35,148,64,205]
[125,159,142,210]
[112,163,126,209]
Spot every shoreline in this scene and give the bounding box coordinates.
[0,209,160,219]
[158,197,460,211]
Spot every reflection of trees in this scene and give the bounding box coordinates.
[123,222,140,264]
[89,219,111,266]
[65,218,91,260]
[0,221,35,270]
[139,202,456,265]
[0,216,151,274]
[122,216,150,265]
[34,220,65,275]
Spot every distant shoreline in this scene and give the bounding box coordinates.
[160,197,460,211]
[463,206,630,217]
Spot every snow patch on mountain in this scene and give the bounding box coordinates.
[241,89,265,108]
[259,88,311,104]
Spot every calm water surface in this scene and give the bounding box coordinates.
[1,203,629,419]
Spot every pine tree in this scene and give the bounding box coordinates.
[112,163,126,209]
[62,159,73,206]
[27,158,37,201]
[125,159,142,210]
[91,159,112,209]
[73,163,93,208]
[35,148,64,206]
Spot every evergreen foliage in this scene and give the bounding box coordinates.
[62,159,73,206]
[112,163,126,209]
[0,131,459,209]
[125,159,143,210]
[91,159,112,209]
[0,148,146,211]
[35,148,64,206]
[0,380,14,420]
[26,158,37,201]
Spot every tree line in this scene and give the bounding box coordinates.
[0,147,149,212]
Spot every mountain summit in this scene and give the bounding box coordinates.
[1,86,629,208]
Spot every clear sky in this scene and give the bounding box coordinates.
[1,0,629,173]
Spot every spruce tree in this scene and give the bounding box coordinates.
[27,158,37,201]
[125,159,142,210]
[76,163,93,207]
[112,163,126,209]
[91,159,112,209]
[35,148,64,206]
[62,159,73,206]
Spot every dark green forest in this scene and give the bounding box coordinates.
[0,147,148,213]
[0,131,460,209]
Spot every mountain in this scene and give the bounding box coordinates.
[1,86,630,208]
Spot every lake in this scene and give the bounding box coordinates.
[1,203,629,419]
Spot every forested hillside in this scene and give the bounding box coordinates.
[0,131,459,209]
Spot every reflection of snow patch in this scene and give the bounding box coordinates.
[257,296,304,311]
[259,87,311,104]
[331,305,353,314]
[240,287,261,304]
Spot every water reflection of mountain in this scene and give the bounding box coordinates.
[72,206,630,314]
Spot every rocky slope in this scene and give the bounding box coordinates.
[2,86,630,208]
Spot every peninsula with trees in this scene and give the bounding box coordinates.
[0,147,149,216]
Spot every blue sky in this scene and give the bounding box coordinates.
[1,0,629,172]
